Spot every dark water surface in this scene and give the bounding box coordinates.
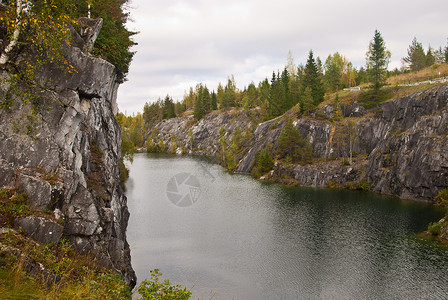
[126,153,448,299]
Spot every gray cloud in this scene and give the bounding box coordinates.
[117,0,448,114]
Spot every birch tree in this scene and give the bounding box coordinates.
[0,0,75,76]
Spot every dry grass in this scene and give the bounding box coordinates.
[387,63,448,85]
[318,64,448,110]
[0,231,132,299]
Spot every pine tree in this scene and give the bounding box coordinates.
[366,30,390,89]
[259,78,270,104]
[277,120,313,164]
[445,40,448,63]
[211,91,218,110]
[221,77,236,110]
[85,0,137,82]
[193,91,203,120]
[193,84,212,119]
[193,84,204,120]
[302,50,325,107]
[202,85,211,113]
[426,46,435,67]
[302,87,314,115]
[268,72,283,118]
[217,83,224,109]
[244,82,259,109]
[259,78,270,120]
[403,37,426,71]
[253,147,274,177]
[281,67,292,112]
[162,95,175,119]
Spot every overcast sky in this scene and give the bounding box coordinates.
[116,0,448,115]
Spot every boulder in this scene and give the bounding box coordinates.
[15,216,63,244]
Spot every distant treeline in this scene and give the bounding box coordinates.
[141,33,448,125]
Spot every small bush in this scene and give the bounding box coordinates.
[252,147,274,178]
[435,186,448,206]
[358,179,371,191]
[428,222,442,236]
[137,269,192,300]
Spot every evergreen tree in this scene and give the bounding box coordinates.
[252,147,274,177]
[281,67,292,112]
[211,91,218,110]
[248,82,259,107]
[302,87,314,115]
[174,101,186,116]
[143,100,162,127]
[426,46,435,67]
[193,84,211,119]
[356,67,368,85]
[277,120,313,164]
[217,83,224,109]
[366,30,390,89]
[202,85,211,113]
[162,95,175,119]
[302,50,325,107]
[289,72,301,106]
[193,84,204,120]
[403,37,426,71]
[85,0,137,82]
[268,72,284,118]
[445,41,448,63]
[259,78,270,104]
[221,77,236,110]
[259,78,271,120]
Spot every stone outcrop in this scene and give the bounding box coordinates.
[148,108,259,158]
[146,84,448,203]
[14,216,64,245]
[0,19,135,285]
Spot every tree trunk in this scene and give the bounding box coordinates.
[0,0,22,65]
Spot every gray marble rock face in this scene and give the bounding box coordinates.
[147,85,448,202]
[0,18,135,286]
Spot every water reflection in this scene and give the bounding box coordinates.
[126,153,448,300]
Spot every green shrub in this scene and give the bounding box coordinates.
[251,147,274,178]
[346,181,357,190]
[358,179,371,191]
[428,222,442,236]
[137,269,192,300]
[435,186,448,206]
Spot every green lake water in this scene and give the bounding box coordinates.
[126,153,448,299]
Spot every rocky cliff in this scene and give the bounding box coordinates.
[146,84,448,203]
[0,19,135,285]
